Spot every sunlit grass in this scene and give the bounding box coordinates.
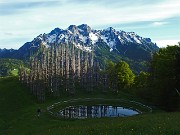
[10,69,18,76]
[0,77,180,135]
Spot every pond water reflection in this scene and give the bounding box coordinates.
[58,105,140,119]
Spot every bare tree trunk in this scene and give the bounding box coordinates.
[64,43,70,92]
[69,56,75,95]
[75,49,81,80]
[19,42,98,101]
[93,60,100,88]
[53,44,60,97]
[49,45,54,94]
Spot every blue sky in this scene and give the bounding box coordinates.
[0,0,180,49]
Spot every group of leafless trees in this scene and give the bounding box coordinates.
[19,43,109,102]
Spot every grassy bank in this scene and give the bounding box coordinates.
[0,77,180,135]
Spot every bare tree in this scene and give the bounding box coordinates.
[20,42,103,101]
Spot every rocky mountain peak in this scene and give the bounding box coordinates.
[105,27,115,32]
[50,27,63,35]
[67,25,79,34]
[77,24,92,36]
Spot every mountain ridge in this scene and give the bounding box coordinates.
[0,24,159,73]
[33,24,157,52]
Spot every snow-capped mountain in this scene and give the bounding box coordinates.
[0,24,159,73]
[29,24,157,53]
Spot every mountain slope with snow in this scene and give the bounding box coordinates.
[0,24,159,73]
[29,24,157,53]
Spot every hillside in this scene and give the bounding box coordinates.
[0,77,180,135]
[0,59,23,77]
[0,49,17,58]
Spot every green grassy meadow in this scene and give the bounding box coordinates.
[0,77,180,135]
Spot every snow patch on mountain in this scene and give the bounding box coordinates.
[133,36,142,44]
[59,34,65,40]
[75,43,92,52]
[30,24,157,53]
[89,32,98,44]
[101,35,115,51]
[46,34,57,43]
[81,36,87,44]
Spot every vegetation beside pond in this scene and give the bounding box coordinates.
[0,77,180,135]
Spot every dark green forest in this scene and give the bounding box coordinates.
[0,59,23,76]
[134,45,180,111]
[98,44,180,111]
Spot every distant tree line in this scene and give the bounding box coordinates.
[0,58,23,77]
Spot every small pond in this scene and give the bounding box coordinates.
[58,105,140,119]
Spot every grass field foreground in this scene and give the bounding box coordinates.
[0,77,180,135]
